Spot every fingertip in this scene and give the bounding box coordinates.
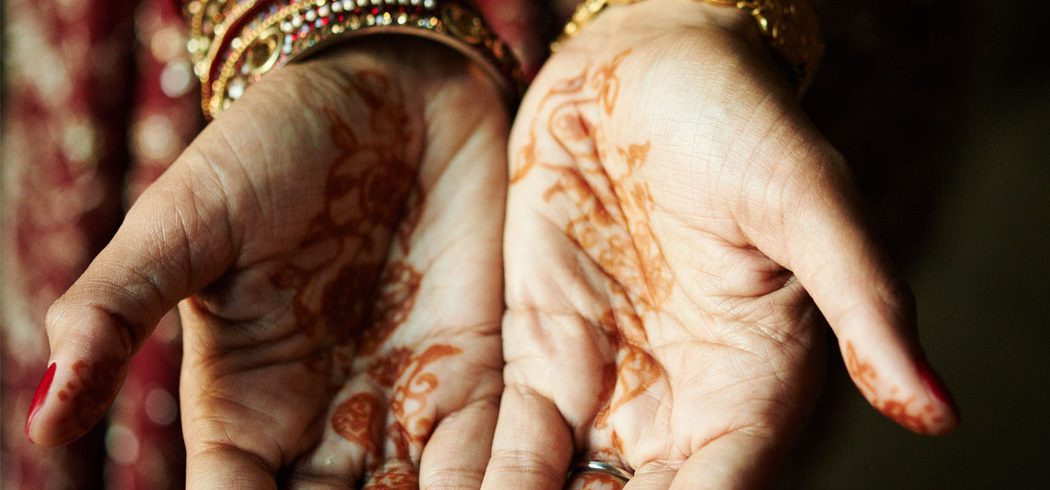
[419,396,499,488]
[24,362,57,446]
[24,353,128,447]
[482,386,573,489]
[841,339,960,436]
[915,359,961,435]
[33,300,148,446]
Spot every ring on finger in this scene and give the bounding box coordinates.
[567,460,634,483]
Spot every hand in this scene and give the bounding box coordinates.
[26,39,509,488]
[483,1,959,488]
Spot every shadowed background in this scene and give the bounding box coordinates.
[785,1,1050,487]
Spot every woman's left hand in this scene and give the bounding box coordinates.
[483,1,959,488]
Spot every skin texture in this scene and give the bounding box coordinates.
[483,1,958,489]
[27,39,508,488]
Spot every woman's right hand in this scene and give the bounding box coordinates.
[27,39,509,488]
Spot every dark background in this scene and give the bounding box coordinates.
[783,1,1050,487]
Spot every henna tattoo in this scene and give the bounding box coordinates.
[594,343,662,430]
[324,259,425,460]
[331,392,382,454]
[611,431,624,454]
[514,51,674,314]
[320,263,384,338]
[589,295,663,433]
[591,50,631,116]
[593,359,618,422]
[510,71,588,184]
[554,141,673,313]
[364,460,418,489]
[387,344,462,449]
[514,51,677,444]
[332,344,461,469]
[55,357,126,441]
[367,348,414,389]
[844,341,878,400]
[357,262,423,356]
[380,344,457,461]
[843,342,945,433]
[569,472,626,490]
[265,69,425,379]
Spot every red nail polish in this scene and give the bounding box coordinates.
[917,361,958,412]
[25,362,56,442]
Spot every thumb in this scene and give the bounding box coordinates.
[25,152,239,446]
[743,124,959,435]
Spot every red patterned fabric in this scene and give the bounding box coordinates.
[1,1,541,487]
[2,0,196,487]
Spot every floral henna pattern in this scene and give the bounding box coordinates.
[331,392,383,453]
[357,261,423,356]
[331,344,462,476]
[267,70,423,379]
[513,50,674,312]
[593,344,662,430]
[843,342,945,433]
[592,50,631,116]
[513,50,681,454]
[592,303,660,431]
[384,344,463,454]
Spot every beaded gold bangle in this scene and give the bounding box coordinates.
[554,0,824,94]
[186,0,522,119]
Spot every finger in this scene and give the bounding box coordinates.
[666,427,782,490]
[621,461,676,490]
[569,471,628,489]
[482,385,574,489]
[365,459,418,488]
[743,123,959,435]
[187,443,277,490]
[25,151,239,446]
[419,396,500,489]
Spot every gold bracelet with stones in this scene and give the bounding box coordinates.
[186,0,522,119]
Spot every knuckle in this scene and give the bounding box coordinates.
[43,298,69,337]
[486,448,564,485]
[419,467,484,489]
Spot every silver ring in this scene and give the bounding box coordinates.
[567,460,634,483]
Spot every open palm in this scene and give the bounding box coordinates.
[483,2,958,489]
[28,41,508,488]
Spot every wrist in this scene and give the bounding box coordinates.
[305,37,507,112]
[561,0,760,51]
[557,0,822,93]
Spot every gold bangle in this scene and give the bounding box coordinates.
[186,0,229,68]
[553,0,824,95]
[188,0,523,119]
